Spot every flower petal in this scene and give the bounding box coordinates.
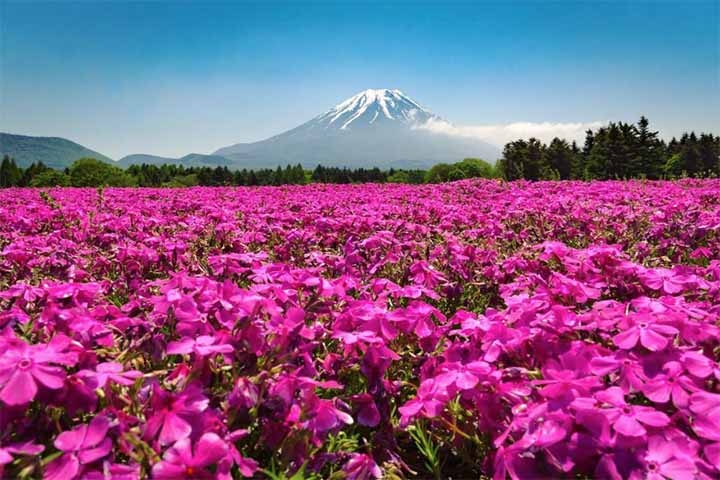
[192,433,229,468]
[0,370,37,405]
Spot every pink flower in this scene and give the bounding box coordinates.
[643,436,697,480]
[594,387,670,437]
[643,361,698,408]
[549,272,602,303]
[77,362,143,389]
[152,433,229,479]
[590,351,646,393]
[613,314,678,351]
[638,267,692,294]
[303,397,354,433]
[681,351,720,380]
[344,453,382,480]
[398,377,453,425]
[0,335,77,405]
[435,360,491,391]
[689,392,720,441]
[166,335,234,359]
[352,394,381,427]
[144,384,209,445]
[409,261,447,288]
[44,416,112,480]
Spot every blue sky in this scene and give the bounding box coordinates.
[1,0,718,159]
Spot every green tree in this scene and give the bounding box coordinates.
[29,170,71,187]
[585,123,630,180]
[698,133,719,176]
[569,141,583,180]
[544,138,574,180]
[0,155,22,187]
[635,116,665,179]
[18,161,51,186]
[454,158,495,179]
[425,163,452,183]
[498,140,527,180]
[447,167,466,181]
[163,173,199,187]
[387,171,410,183]
[523,138,545,181]
[69,158,137,187]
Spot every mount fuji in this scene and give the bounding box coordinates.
[213,89,499,169]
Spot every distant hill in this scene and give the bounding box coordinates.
[117,153,233,168]
[0,132,114,169]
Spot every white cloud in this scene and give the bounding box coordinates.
[415,118,605,147]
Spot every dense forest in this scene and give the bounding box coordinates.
[498,117,720,180]
[1,118,718,187]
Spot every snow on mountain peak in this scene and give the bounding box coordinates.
[314,88,436,130]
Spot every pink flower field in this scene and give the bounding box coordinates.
[2,180,720,479]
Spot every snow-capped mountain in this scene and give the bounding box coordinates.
[214,89,499,169]
[312,89,437,130]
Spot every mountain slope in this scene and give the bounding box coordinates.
[214,89,499,169]
[0,133,113,169]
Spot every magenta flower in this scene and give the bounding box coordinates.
[434,360,491,391]
[590,351,646,393]
[534,366,602,400]
[612,314,678,351]
[152,433,228,479]
[44,416,112,480]
[681,350,720,380]
[549,272,602,303]
[398,377,453,425]
[145,384,209,445]
[77,362,143,389]
[594,387,670,437]
[351,394,381,427]
[303,397,354,433]
[638,267,693,294]
[0,335,77,405]
[642,361,698,408]
[166,335,234,359]
[689,392,720,441]
[643,436,697,480]
[409,261,447,288]
[344,453,382,480]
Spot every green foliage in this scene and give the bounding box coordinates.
[544,138,575,180]
[162,174,199,187]
[498,138,547,181]
[0,155,23,187]
[425,163,452,183]
[29,170,71,187]
[387,170,411,183]
[664,153,684,178]
[69,158,137,187]
[454,158,496,178]
[408,422,443,480]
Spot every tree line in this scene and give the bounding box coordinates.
[498,117,719,180]
[0,157,492,187]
